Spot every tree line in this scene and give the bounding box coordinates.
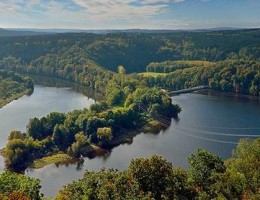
[0,70,34,108]
[56,138,260,200]
[146,60,213,73]
[144,59,260,96]
[1,138,260,199]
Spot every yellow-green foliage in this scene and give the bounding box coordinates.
[145,59,260,96]
[146,60,214,73]
[0,70,34,108]
[0,171,41,200]
[138,72,167,77]
[141,120,167,133]
[97,127,113,141]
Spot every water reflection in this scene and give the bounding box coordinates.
[31,75,103,101]
[27,92,260,197]
[0,78,95,171]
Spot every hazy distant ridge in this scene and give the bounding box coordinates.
[0,27,257,36]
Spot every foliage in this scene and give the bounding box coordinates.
[2,138,260,199]
[0,70,34,108]
[146,60,212,73]
[67,132,90,157]
[33,153,75,169]
[27,112,66,140]
[1,29,260,74]
[57,155,196,200]
[1,30,260,97]
[129,155,174,199]
[97,127,113,145]
[145,59,260,96]
[224,138,260,198]
[138,72,167,78]
[0,171,41,200]
[129,155,196,199]
[56,169,151,200]
[188,149,226,199]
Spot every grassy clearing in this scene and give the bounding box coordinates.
[32,153,76,169]
[170,60,214,66]
[138,72,167,77]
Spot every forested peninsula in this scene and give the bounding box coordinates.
[3,67,181,171]
[0,70,34,108]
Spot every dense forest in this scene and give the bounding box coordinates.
[0,29,260,96]
[0,29,259,74]
[0,70,34,108]
[143,59,260,95]
[1,138,260,199]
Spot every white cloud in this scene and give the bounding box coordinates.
[71,0,165,16]
[140,0,185,5]
[0,0,188,29]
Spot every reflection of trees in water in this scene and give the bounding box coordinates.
[30,75,102,101]
[198,89,260,103]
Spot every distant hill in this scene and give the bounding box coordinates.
[0,28,259,73]
[0,28,52,36]
[7,28,183,34]
[3,27,256,35]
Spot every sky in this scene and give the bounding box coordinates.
[0,0,260,30]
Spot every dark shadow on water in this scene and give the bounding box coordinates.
[29,75,103,101]
[197,89,260,103]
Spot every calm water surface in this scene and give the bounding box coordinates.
[28,92,260,197]
[0,85,94,172]
[1,81,260,197]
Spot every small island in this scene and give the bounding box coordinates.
[3,67,181,172]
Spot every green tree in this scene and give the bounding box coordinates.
[56,169,151,200]
[106,88,125,106]
[129,155,174,199]
[67,132,89,157]
[97,127,113,145]
[188,149,226,198]
[118,65,126,89]
[0,171,41,200]
[4,139,29,170]
[52,124,70,150]
[8,130,25,141]
[27,118,43,140]
[225,138,260,198]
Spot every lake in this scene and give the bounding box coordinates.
[0,79,260,197]
[0,83,95,172]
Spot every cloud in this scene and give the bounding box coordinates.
[68,0,186,27]
[0,0,188,29]
[0,0,259,30]
[139,0,185,5]
[71,0,167,16]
